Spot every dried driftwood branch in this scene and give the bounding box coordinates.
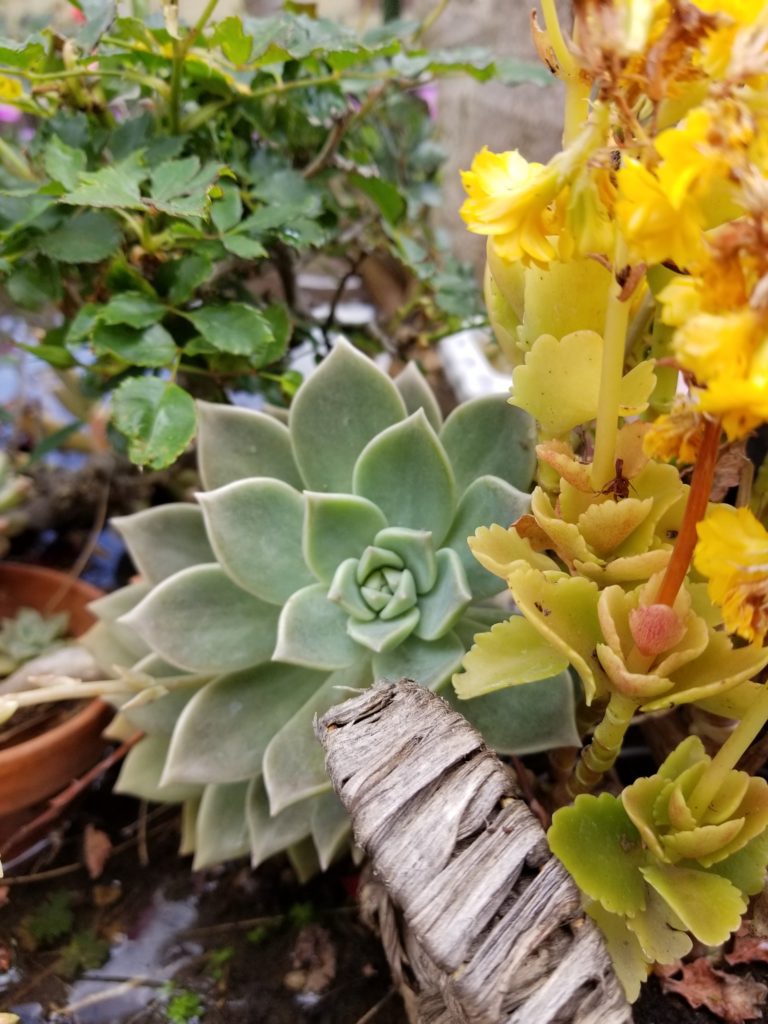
[315,679,631,1024]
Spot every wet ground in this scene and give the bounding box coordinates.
[0,793,406,1024]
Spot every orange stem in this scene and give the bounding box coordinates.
[656,416,722,607]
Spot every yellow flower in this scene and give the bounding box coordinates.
[460,148,560,265]
[673,309,761,383]
[695,505,768,644]
[616,157,704,266]
[696,376,768,441]
[643,400,708,464]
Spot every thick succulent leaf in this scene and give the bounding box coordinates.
[80,620,149,673]
[453,616,570,699]
[290,339,406,492]
[180,798,200,856]
[452,669,580,754]
[274,583,361,669]
[121,686,200,736]
[641,864,746,946]
[347,607,420,653]
[586,903,650,1004]
[380,570,418,619]
[413,549,471,641]
[246,777,313,869]
[193,781,251,870]
[708,830,768,896]
[329,559,375,620]
[196,400,302,491]
[374,527,436,593]
[373,631,465,691]
[548,793,647,916]
[198,479,313,603]
[121,564,280,673]
[89,583,151,623]
[112,505,215,584]
[115,734,202,804]
[311,791,351,871]
[443,477,531,599]
[162,663,325,785]
[303,492,387,583]
[287,837,322,884]
[354,411,456,546]
[509,568,608,703]
[264,661,371,814]
[394,361,443,431]
[440,395,536,492]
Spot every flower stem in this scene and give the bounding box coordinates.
[687,684,768,821]
[591,239,631,490]
[568,691,637,797]
[540,0,577,79]
[655,415,721,607]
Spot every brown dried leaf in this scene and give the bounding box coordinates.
[711,442,750,502]
[83,825,112,880]
[726,926,768,967]
[659,958,768,1023]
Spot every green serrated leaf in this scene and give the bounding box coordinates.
[112,377,196,469]
[93,323,176,367]
[349,173,405,225]
[99,292,165,328]
[184,304,280,366]
[62,153,146,209]
[38,211,121,264]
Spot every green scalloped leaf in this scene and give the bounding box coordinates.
[246,777,313,870]
[586,902,651,1003]
[394,361,443,432]
[193,781,251,870]
[274,583,361,669]
[413,549,471,641]
[708,829,768,896]
[112,505,215,584]
[625,888,693,965]
[264,661,371,814]
[454,669,579,754]
[354,410,456,546]
[303,492,388,583]
[198,479,313,603]
[162,663,326,785]
[196,401,302,491]
[453,616,570,699]
[548,793,647,916]
[289,339,406,492]
[373,631,465,691]
[121,564,280,673]
[641,864,746,946]
[115,734,202,804]
[440,394,536,493]
[442,476,531,599]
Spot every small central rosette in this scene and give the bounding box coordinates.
[328,527,471,653]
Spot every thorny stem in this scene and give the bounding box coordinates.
[655,415,721,607]
[591,237,631,490]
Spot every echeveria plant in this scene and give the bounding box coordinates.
[83,341,579,872]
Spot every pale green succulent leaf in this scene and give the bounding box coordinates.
[356,544,403,581]
[121,564,280,673]
[303,492,388,583]
[453,616,570,699]
[121,686,200,736]
[394,361,443,431]
[413,549,471,641]
[81,620,149,674]
[199,479,313,603]
[373,631,465,690]
[246,776,313,869]
[641,864,746,946]
[328,559,375,620]
[311,790,351,871]
[354,410,456,546]
[290,339,406,492]
[361,585,390,611]
[115,734,202,804]
[287,837,322,884]
[196,400,302,491]
[347,607,420,653]
[89,583,151,623]
[193,781,251,870]
[275,583,361,669]
[264,661,371,814]
[440,394,536,493]
[707,830,768,896]
[442,476,531,599]
[373,527,436,593]
[162,663,326,785]
[452,670,580,755]
[112,505,214,585]
[380,569,418,620]
[548,793,647,916]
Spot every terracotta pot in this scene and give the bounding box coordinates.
[0,563,113,819]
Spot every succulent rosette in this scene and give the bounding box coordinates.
[85,342,580,872]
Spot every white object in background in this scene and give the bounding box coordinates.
[438,328,513,403]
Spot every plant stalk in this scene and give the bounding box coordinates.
[568,691,637,797]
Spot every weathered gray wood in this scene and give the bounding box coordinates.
[316,679,631,1024]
